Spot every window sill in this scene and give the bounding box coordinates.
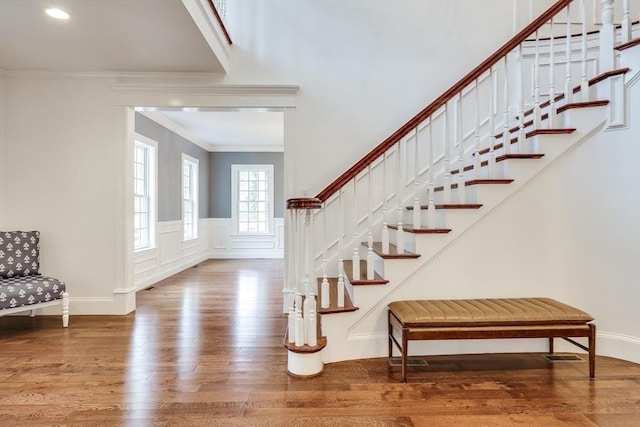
[134,246,157,255]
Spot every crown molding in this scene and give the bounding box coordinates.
[112,82,300,96]
[139,111,213,152]
[209,145,284,153]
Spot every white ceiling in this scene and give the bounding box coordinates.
[0,0,224,72]
[0,0,282,150]
[146,109,285,152]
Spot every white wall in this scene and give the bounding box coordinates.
[223,0,521,197]
[0,68,5,229]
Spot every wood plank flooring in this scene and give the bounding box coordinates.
[1,259,639,426]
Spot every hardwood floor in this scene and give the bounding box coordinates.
[1,259,638,426]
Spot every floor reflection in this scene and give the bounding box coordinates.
[124,312,158,425]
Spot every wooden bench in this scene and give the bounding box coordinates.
[388,298,595,382]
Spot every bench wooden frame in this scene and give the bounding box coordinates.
[388,309,596,383]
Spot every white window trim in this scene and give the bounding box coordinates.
[231,164,275,236]
[133,134,157,253]
[182,153,199,241]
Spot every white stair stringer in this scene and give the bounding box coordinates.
[320,105,610,364]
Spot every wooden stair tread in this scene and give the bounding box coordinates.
[615,38,640,51]
[557,100,609,114]
[317,277,359,314]
[520,68,628,118]
[364,242,421,259]
[433,179,514,192]
[283,333,327,353]
[342,260,389,285]
[450,152,543,175]
[495,153,545,162]
[388,224,451,234]
[406,203,483,210]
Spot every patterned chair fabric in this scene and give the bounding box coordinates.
[0,230,67,311]
[0,275,66,310]
[0,231,40,278]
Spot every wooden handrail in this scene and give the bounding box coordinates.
[315,0,573,202]
[207,0,233,45]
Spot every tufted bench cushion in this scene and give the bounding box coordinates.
[388,298,594,328]
[388,297,595,382]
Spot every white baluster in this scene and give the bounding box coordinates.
[533,30,542,128]
[622,0,631,44]
[381,152,390,253]
[320,204,329,309]
[549,17,557,128]
[565,3,573,105]
[502,55,511,154]
[456,95,466,203]
[352,179,360,281]
[294,292,304,346]
[581,0,589,100]
[337,258,345,308]
[285,208,294,316]
[517,44,526,152]
[337,189,345,308]
[599,0,615,72]
[413,128,421,228]
[488,67,497,176]
[474,79,482,177]
[443,104,452,203]
[305,289,317,347]
[288,300,296,344]
[427,116,436,228]
[396,140,405,253]
[366,165,374,280]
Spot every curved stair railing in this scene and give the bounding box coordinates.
[284,0,638,377]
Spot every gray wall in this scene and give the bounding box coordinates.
[209,152,284,218]
[135,113,210,222]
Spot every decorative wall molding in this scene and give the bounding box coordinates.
[134,219,212,290]
[209,217,284,258]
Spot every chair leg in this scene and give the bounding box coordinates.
[62,292,69,328]
[588,323,596,379]
[548,337,554,354]
[30,309,36,318]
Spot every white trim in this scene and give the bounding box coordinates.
[209,145,284,153]
[112,83,300,96]
[181,0,230,72]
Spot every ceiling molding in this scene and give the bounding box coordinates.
[209,145,283,153]
[112,83,300,96]
[1,69,225,80]
[139,111,213,152]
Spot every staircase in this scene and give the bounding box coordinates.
[284,0,640,376]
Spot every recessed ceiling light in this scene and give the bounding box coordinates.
[45,8,70,20]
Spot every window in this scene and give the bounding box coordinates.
[232,164,274,234]
[133,136,157,251]
[182,154,199,240]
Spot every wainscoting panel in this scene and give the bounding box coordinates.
[209,218,284,259]
[134,219,211,290]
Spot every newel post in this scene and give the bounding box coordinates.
[284,198,325,377]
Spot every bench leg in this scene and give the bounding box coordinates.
[30,309,36,318]
[388,310,393,359]
[402,327,408,383]
[588,323,596,379]
[62,292,69,328]
[548,337,554,354]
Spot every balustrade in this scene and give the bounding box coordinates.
[285,0,635,376]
